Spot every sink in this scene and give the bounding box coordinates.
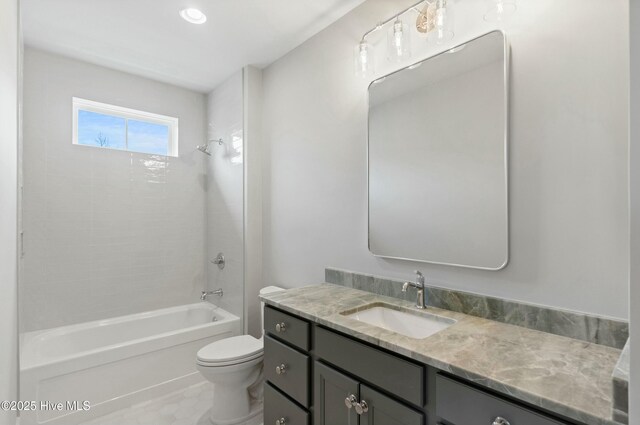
[341,304,456,339]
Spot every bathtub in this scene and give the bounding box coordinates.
[20,302,241,425]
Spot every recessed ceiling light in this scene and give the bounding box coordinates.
[180,8,207,24]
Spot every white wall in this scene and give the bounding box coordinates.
[629,0,639,420]
[0,0,19,422]
[244,66,265,337]
[261,0,629,319]
[21,48,207,331]
[205,71,245,322]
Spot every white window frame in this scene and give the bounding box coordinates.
[72,97,179,157]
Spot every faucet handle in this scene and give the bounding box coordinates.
[414,270,425,284]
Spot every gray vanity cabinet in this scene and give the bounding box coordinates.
[435,375,566,425]
[314,361,359,425]
[264,305,579,425]
[314,361,424,425]
[264,306,313,424]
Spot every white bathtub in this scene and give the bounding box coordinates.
[20,303,241,425]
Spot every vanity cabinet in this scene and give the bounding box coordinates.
[315,361,424,425]
[263,305,578,425]
[264,306,312,424]
[435,375,565,425]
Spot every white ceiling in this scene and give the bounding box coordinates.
[21,0,366,92]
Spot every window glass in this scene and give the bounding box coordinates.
[127,119,170,156]
[77,110,126,150]
[73,98,178,156]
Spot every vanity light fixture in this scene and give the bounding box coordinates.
[355,0,454,77]
[387,18,411,62]
[354,0,515,78]
[180,8,207,24]
[354,40,374,78]
[426,0,455,45]
[483,0,517,22]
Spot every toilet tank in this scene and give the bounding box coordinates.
[259,286,284,335]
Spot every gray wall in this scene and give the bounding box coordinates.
[629,0,639,420]
[21,48,207,331]
[261,0,629,319]
[0,0,19,422]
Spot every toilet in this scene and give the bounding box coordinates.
[196,286,284,425]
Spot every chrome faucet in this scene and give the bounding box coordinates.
[402,270,426,309]
[201,289,223,300]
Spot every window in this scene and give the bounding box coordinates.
[72,97,178,156]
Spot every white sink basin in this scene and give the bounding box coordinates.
[341,304,456,339]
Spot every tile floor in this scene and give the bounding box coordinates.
[79,381,263,425]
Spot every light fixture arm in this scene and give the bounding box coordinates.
[360,0,427,41]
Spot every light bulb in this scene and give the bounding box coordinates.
[354,41,374,78]
[427,0,454,45]
[483,0,517,22]
[387,18,411,62]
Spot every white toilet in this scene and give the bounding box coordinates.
[196,286,284,425]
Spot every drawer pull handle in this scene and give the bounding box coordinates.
[275,322,286,332]
[345,394,358,409]
[275,418,287,425]
[355,400,369,415]
[275,363,287,375]
[493,417,510,425]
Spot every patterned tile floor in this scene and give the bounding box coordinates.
[79,381,263,425]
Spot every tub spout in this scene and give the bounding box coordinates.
[201,289,223,301]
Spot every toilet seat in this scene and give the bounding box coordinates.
[197,335,263,367]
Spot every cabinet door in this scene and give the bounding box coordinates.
[314,361,359,425]
[360,385,424,425]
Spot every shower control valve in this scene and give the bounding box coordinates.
[211,252,225,270]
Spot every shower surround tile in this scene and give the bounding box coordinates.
[21,49,208,332]
[325,268,629,349]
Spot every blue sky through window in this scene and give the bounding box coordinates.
[77,109,172,155]
[77,110,126,149]
[127,120,169,155]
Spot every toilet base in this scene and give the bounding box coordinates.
[207,399,263,425]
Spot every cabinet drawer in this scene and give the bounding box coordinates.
[436,375,566,425]
[265,306,311,351]
[265,335,310,407]
[314,326,425,407]
[265,382,309,425]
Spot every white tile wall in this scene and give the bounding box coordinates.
[205,71,245,322]
[20,48,208,331]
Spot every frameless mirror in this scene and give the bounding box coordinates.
[368,30,508,270]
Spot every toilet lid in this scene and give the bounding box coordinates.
[197,335,263,365]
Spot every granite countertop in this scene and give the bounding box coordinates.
[611,340,630,423]
[261,284,622,425]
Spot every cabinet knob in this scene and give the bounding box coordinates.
[493,417,510,425]
[355,400,369,415]
[344,394,357,409]
[275,418,286,425]
[275,322,286,332]
[275,363,287,375]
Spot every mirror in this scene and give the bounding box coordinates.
[368,31,508,270]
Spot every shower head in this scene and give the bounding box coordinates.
[197,144,212,156]
[196,138,223,156]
